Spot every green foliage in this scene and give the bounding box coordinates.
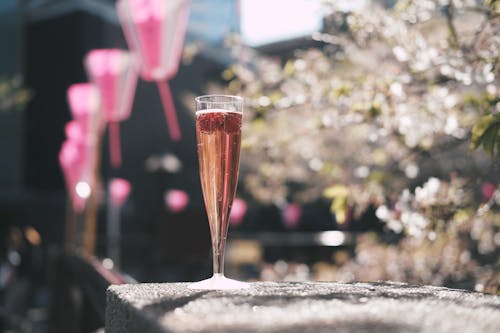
[0,75,31,112]
[463,93,500,114]
[470,113,500,158]
[323,185,349,224]
[486,0,500,13]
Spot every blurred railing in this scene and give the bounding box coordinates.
[50,254,133,333]
[232,231,355,247]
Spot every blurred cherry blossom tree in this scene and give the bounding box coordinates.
[201,0,500,292]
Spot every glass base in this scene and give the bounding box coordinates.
[187,273,250,290]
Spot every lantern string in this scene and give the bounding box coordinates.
[109,121,122,168]
[157,80,181,141]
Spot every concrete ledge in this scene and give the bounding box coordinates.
[106,281,500,333]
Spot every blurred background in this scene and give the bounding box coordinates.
[0,0,499,332]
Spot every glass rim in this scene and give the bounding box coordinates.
[195,94,244,104]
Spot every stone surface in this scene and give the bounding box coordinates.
[106,281,500,333]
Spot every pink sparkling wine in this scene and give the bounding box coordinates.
[196,110,242,276]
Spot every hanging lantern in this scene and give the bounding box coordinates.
[482,182,496,201]
[116,0,191,141]
[65,120,85,144]
[109,178,132,207]
[67,83,102,139]
[59,140,87,212]
[65,83,101,206]
[229,198,247,227]
[282,203,302,229]
[107,178,132,269]
[165,189,189,213]
[64,120,88,169]
[85,49,138,168]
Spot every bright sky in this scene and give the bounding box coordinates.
[240,0,323,47]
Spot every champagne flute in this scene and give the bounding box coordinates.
[188,95,250,290]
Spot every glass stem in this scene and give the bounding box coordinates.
[212,237,226,276]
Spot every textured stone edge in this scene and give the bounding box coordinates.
[106,284,171,333]
[105,281,500,333]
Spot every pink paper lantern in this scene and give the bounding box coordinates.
[116,0,191,142]
[165,189,189,213]
[283,203,302,229]
[59,140,79,193]
[64,120,89,191]
[59,140,87,212]
[229,198,247,227]
[482,182,496,201]
[109,178,132,207]
[85,49,138,168]
[66,83,101,206]
[65,121,85,144]
[67,83,102,140]
[117,0,190,81]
